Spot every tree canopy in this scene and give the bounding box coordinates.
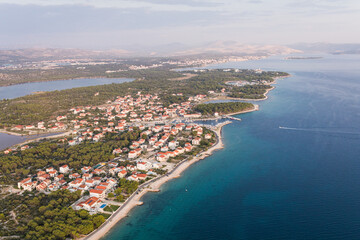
[0,190,106,239]
[194,102,254,115]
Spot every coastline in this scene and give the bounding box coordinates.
[0,129,23,136]
[227,104,259,116]
[1,127,76,137]
[196,104,259,122]
[0,102,258,148]
[81,82,266,240]
[0,56,296,239]
[0,76,132,88]
[0,130,73,151]
[201,74,290,103]
[81,122,229,240]
[199,87,273,103]
[14,131,73,147]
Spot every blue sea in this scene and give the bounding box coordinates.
[103,54,360,240]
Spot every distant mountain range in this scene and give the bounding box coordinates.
[288,43,360,55]
[0,41,301,61]
[1,42,359,62]
[168,41,301,56]
[124,41,301,57]
[0,48,131,62]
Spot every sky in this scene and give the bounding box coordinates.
[0,0,359,49]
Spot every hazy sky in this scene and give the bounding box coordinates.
[0,0,359,49]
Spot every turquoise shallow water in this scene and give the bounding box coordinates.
[104,55,360,240]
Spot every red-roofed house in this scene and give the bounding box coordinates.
[118,170,127,178]
[136,174,147,181]
[60,165,70,174]
[89,189,106,198]
[18,178,32,189]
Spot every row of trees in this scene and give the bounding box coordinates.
[112,178,140,202]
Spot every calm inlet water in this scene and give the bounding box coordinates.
[0,77,133,150]
[0,77,133,100]
[104,55,360,240]
[0,132,63,151]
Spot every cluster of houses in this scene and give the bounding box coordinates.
[3,92,211,155]
[17,158,161,212]
[15,154,157,214]
[12,91,216,213]
[160,57,247,67]
[17,158,161,193]
[17,121,210,192]
[7,92,208,136]
[11,120,67,132]
[66,121,210,163]
[16,119,213,212]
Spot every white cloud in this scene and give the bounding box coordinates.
[0,0,223,11]
[0,0,359,48]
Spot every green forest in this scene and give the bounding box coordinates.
[194,102,254,115]
[229,84,272,99]
[0,130,141,184]
[0,190,106,239]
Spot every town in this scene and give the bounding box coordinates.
[12,92,217,215]
[6,92,210,134]
[0,67,282,239]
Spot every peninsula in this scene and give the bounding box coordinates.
[0,64,288,239]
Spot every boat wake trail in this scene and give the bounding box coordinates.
[279,126,360,135]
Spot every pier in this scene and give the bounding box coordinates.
[223,115,242,121]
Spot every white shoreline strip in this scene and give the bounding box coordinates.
[81,122,230,240]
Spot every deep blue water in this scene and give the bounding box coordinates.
[104,54,360,240]
[0,77,133,100]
